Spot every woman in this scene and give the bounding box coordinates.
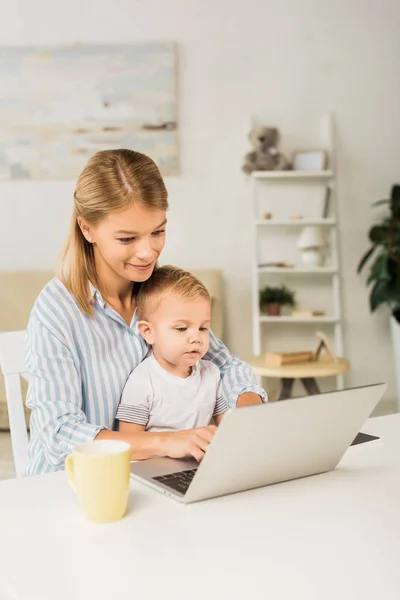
[25,149,266,476]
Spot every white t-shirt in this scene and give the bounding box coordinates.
[116,355,228,432]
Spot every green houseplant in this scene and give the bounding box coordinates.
[259,284,296,316]
[357,184,400,323]
[358,183,400,411]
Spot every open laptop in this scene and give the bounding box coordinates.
[130,383,386,504]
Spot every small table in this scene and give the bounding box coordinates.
[246,356,350,400]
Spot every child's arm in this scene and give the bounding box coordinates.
[212,380,228,426]
[119,421,146,433]
[119,419,217,462]
[116,365,217,461]
[115,365,151,429]
[214,413,225,426]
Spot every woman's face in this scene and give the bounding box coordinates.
[81,203,167,285]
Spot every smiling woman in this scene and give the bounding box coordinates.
[77,204,167,324]
[60,149,168,319]
[25,149,266,477]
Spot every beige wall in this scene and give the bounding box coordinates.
[0,0,399,412]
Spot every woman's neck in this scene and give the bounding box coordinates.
[104,289,136,325]
[94,257,136,323]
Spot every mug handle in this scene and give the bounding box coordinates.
[65,455,76,492]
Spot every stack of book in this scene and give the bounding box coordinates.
[263,351,314,368]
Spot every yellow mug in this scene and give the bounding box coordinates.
[65,440,131,523]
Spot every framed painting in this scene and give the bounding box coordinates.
[0,42,178,179]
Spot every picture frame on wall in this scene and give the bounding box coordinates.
[292,149,328,171]
[0,42,179,180]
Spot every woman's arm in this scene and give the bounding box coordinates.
[203,331,267,408]
[26,314,104,470]
[236,392,263,407]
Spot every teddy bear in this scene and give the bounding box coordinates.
[242,126,291,174]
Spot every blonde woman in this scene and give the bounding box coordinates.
[25,149,266,476]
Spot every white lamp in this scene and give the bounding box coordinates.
[297,226,327,267]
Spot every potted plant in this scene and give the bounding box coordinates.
[357,183,400,408]
[259,284,296,316]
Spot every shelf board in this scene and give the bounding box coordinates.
[252,170,333,180]
[256,218,336,227]
[259,316,339,324]
[257,267,337,274]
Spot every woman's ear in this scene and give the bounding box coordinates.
[77,217,93,243]
[138,320,155,345]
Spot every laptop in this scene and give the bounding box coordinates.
[130,383,386,504]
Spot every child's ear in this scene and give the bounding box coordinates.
[138,320,155,345]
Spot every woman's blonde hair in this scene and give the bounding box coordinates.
[137,265,210,321]
[59,149,169,315]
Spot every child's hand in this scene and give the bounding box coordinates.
[161,425,217,462]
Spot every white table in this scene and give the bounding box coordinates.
[1,415,400,600]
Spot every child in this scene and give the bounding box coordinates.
[116,266,228,434]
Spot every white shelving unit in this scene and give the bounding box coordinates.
[256,218,336,226]
[253,170,334,180]
[251,113,345,389]
[257,267,338,274]
[259,316,340,324]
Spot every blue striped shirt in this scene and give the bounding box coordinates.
[25,277,267,476]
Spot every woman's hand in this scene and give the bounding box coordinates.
[236,392,263,407]
[160,425,217,462]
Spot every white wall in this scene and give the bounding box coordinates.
[1,0,399,408]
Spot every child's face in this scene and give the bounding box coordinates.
[144,294,211,368]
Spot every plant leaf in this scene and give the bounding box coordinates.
[369,225,389,244]
[390,227,400,247]
[259,284,296,307]
[371,199,390,207]
[391,184,400,201]
[387,257,400,281]
[370,279,389,312]
[366,253,390,286]
[357,246,376,274]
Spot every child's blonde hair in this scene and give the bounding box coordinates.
[59,149,169,315]
[137,265,210,320]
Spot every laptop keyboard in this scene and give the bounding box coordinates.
[153,468,198,495]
